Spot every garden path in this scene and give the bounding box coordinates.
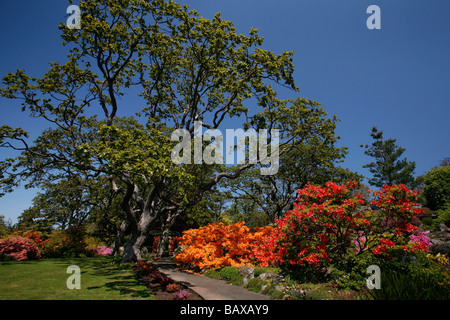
[152,257,271,300]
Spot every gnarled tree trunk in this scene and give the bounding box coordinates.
[157,210,179,257]
[111,219,128,256]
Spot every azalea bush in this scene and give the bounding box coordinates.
[269,181,369,269]
[0,236,41,261]
[93,245,112,256]
[175,221,263,269]
[17,231,48,249]
[356,184,427,257]
[166,283,181,293]
[249,225,278,268]
[271,182,427,264]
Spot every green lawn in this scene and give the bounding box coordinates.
[0,256,155,300]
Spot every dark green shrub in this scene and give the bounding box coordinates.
[362,269,449,300]
[434,204,450,228]
[244,278,266,293]
[262,284,285,299]
[421,217,434,226]
[423,166,450,211]
[42,227,94,258]
[204,268,221,280]
[253,267,265,278]
[219,267,243,286]
[330,253,378,291]
[253,266,282,277]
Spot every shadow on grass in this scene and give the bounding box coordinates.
[87,277,153,299]
[47,257,154,299]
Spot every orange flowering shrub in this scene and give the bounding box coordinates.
[175,221,260,269]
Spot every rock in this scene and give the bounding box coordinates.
[289,289,306,299]
[239,266,255,279]
[275,285,285,291]
[431,241,450,257]
[259,272,283,284]
[430,231,450,242]
[439,224,449,232]
[431,238,443,245]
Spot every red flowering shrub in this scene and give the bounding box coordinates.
[254,181,369,268]
[0,236,41,261]
[372,184,423,234]
[357,184,427,256]
[17,231,48,249]
[251,182,429,270]
[249,226,278,268]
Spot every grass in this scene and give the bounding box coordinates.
[0,256,155,300]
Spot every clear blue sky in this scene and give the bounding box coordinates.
[0,0,449,224]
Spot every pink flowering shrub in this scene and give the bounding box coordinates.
[173,289,190,300]
[410,232,433,247]
[0,236,41,261]
[94,246,112,256]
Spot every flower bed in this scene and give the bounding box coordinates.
[132,260,203,300]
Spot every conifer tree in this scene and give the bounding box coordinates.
[361,126,416,188]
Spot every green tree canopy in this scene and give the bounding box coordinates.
[1,0,352,262]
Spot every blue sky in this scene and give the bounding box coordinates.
[0,0,449,224]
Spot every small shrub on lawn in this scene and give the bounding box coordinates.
[219,267,243,286]
[261,284,285,299]
[0,236,41,261]
[244,278,266,293]
[173,289,190,300]
[166,283,181,293]
[204,269,221,280]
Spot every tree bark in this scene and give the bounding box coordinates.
[157,211,178,257]
[120,206,158,262]
[121,230,139,262]
[111,219,128,256]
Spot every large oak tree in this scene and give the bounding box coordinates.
[1,0,348,262]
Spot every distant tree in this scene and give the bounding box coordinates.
[17,174,123,244]
[186,188,233,228]
[361,126,416,188]
[0,215,13,237]
[222,194,270,228]
[227,135,363,222]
